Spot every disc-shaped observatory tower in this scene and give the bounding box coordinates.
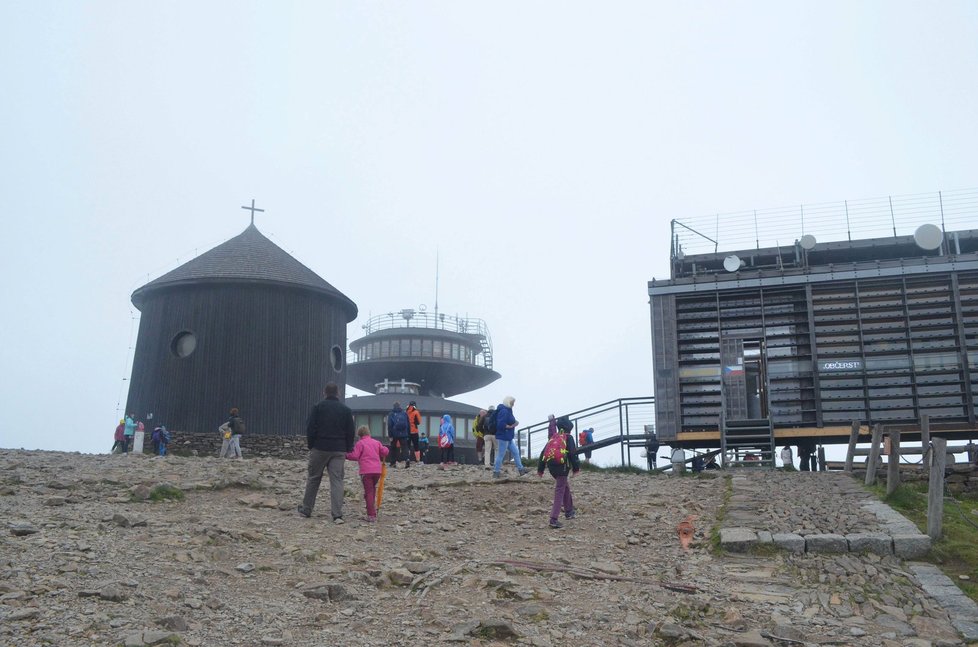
[346,309,500,453]
[125,222,357,436]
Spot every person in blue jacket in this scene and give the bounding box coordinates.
[438,414,456,466]
[493,396,529,478]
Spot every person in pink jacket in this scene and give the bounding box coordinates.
[345,426,390,522]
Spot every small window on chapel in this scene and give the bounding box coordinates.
[330,345,344,372]
[170,331,197,358]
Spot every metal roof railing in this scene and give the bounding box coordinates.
[671,187,978,258]
[350,309,494,369]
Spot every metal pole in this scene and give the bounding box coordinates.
[845,200,851,241]
[625,403,632,467]
[889,196,897,237]
[619,401,625,467]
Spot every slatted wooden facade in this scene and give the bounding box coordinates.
[126,224,357,436]
[649,231,978,442]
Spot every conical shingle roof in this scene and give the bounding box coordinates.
[131,224,357,319]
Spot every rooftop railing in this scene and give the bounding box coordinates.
[350,309,494,369]
[671,187,978,258]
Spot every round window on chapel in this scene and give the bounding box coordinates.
[170,331,197,358]
[330,345,344,372]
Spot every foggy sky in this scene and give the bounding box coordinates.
[2,2,977,464]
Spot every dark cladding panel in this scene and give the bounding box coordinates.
[126,284,349,436]
[650,293,679,440]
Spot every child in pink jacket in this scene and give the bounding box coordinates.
[346,426,389,522]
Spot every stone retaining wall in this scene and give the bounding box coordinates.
[143,431,481,463]
[856,464,978,494]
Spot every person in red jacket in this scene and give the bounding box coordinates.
[406,401,422,464]
[346,426,390,522]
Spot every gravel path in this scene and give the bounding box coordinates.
[0,450,971,646]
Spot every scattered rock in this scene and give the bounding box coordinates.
[9,523,38,536]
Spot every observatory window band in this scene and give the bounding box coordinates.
[354,338,479,364]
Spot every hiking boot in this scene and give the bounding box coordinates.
[297,506,311,518]
[565,510,576,520]
[518,468,529,477]
[333,517,344,525]
[549,520,563,529]
[492,472,501,479]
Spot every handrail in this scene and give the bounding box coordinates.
[350,308,494,368]
[671,187,978,258]
[517,396,655,465]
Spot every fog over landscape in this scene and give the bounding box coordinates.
[1,3,977,462]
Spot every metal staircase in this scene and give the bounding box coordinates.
[721,416,775,467]
[479,335,493,371]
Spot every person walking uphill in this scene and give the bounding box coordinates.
[482,406,497,468]
[346,426,389,522]
[298,382,356,522]
[406,401,422,464]
[224,408,246,459]
[387,402,411,468]
[493,396,529,478]
[123,414,136,454]
[438,414,455,466]
[537,416,581,529]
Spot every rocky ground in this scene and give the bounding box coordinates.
[0,449,973,647]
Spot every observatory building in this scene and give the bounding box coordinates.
[649,190,978,466]
[345,308,500,459]
[126,222,357,437]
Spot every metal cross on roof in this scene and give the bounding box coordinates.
[241,199,265,226]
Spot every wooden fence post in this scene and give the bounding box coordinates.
[865,424,883,486]
[920,414,931,478]
[845,420,860,473]
[817,446,826,472]
[928,437,946,541]
[886,430,901,496]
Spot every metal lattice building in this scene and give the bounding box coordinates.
[649,194,978,462]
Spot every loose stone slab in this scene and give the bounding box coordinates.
[772,533,805,554]
[892,534,931,558]
[805,533,847,554]
[720,527,758,553]
[846,533,892,555]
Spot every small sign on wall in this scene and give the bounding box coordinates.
[818,360,863,372]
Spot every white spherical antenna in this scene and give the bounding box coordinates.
[914,223,943,251]
[723,254,742,272]
[799,234,817,250]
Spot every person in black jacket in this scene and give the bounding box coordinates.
[298,382,355,522]
[645,433,659,471]
[537,416,581,529]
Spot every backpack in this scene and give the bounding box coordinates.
[438,430,452,448]
[390,410,408,434]
[542,432,569,465]
[484,409,498,435]
[473,415,485,439]
[161,429,172,444]
[578,431,588,447]
[231,417,245,435]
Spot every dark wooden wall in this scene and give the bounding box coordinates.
[126,283,350,436]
